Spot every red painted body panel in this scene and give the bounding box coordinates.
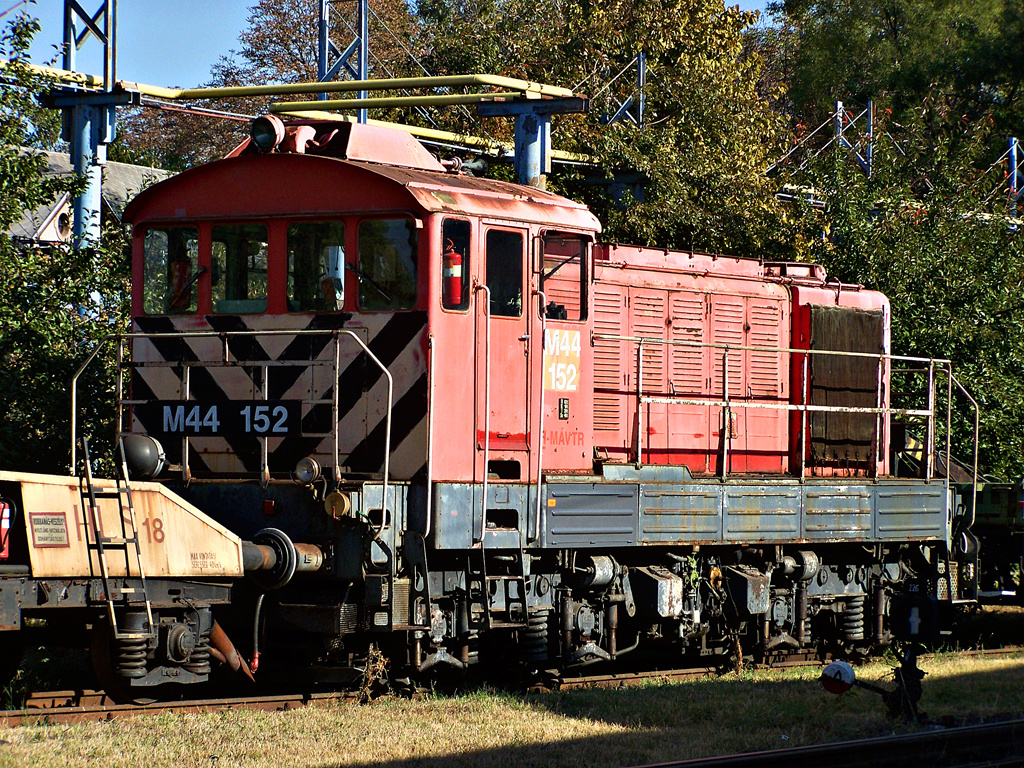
[591,245,792,475]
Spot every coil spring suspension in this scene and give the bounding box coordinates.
[115,636,148,679]
[183,632,211,675]
[521,608,552,664]
[843,595,867,642]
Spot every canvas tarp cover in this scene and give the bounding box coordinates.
[809,306,885,467]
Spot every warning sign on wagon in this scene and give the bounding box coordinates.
[544,329,581,392]
[29,512,70,548]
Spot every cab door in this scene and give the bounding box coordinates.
[476,226,530,479]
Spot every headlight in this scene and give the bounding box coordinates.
[251,114,285,152]
[293,457,322,485]
[122,434,166,480]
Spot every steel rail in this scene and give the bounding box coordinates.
[627,719,1024,768]
[0,691,347,727]
[7,647,1021,726]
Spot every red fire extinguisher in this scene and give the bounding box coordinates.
[442,239,463,308]
[0,501,11,560]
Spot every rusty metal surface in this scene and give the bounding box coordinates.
[209,621,254,681]
[0,691,344,726]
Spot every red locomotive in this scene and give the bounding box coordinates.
[0,116,977,695]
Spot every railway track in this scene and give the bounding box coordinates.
[0,690,350,726]
[4,646,1021,725]
[629,718,1024,768]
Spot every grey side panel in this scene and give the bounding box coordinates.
[723,486,801,541]
[545,484,638,548]
[432,478,949,550]
[640,485,722,543]
[360,483,409,529]
[432,483,473,549]
[432,483,535,550]
[875,483,948,541]
[804,488,873,539]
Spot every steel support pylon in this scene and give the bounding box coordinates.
[318,0,369,124]
[60,0,119,247]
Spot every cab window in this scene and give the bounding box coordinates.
[441,218,470,311]
[486,229,523,317]
[212,223,268,314]
[540,234,587,321]
[357,218,417,310]
[142,225,199,315]
[288,221,346,312]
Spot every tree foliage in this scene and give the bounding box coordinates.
[116,0,791,255]
[0,14,129,474]
[767,0,1024,142]
[115,0,424,172]
[771,11,1024,477]
[416,0,793,254]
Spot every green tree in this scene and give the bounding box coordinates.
[418,0,793,255]
[789,121,1024,477]
[767,0,1021,141]
[0,13,129,474]
[762,0,1024,477]
[115,0,424,171]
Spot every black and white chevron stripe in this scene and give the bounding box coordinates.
[129,313,428,480]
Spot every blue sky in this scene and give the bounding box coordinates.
[19,0,768,90]
[23,0,252,88]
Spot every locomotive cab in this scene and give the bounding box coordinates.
[122,119,601,491]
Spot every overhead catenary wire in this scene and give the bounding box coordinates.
[139,97,252,122]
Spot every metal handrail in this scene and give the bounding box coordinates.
[593,331,952,366]
[71,329,394,505]
[474,285,492,545]
[948,371,981,528]
[638,396,933,416]
[424,334,435,539]
[70,333,118,474]
[531,290,547,543]
[612,332,968,481]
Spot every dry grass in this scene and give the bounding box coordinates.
[2,653,1023,768]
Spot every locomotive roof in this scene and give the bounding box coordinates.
[348,160,601,232]
[123,147,600,233]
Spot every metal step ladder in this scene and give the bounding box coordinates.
[470,532,529,629]
[79,438,156,641]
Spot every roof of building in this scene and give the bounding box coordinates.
[9,150,171,243]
